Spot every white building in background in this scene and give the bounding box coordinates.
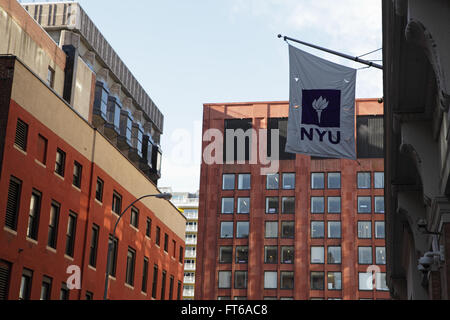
[161,188,199,300]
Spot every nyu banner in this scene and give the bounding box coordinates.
[286,45,357,159]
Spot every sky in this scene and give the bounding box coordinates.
[74,0,383,193]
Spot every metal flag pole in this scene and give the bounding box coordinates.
[278,34,383,70]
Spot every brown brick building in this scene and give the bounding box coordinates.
[195,99,390,300]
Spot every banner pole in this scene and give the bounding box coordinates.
[278,34,383,70]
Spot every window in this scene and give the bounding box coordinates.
[14,119,28,151]
[264,246,278,264]
[73,161,82,188]
[151,265,158,298]
[311,173,324,189]
[359,272,373,291]
[327,172,341,189]
[376,247,386,265]
[126,247,136,286]
[234,271,247,289]
[311,221,324,238]
[221,198,234,214]
[0,260,12,300]
[281,246,294,264]
[311,272,325,290]
[265,221,278,238]
[112,191,122,215]
[237,197,250,214]
[220,222,233,238]
[19,268,33,300]
[264,271,277,289]
[108,235,118,277]
[65,212,77,257]
[282,173,295,189]
[40,276,52,300]
[358,221,372,239]
[177,281,182,300]
[55,149,66,177]
[357,196,371,213]
[311,246,325,264]
[266,173,279,190]
[47,202,60,249]
[267,117,296,160]
[357,115,384,158]
[327,197,341,214]
[95,178,104,202]
[164,233,169,252]
[223,118,252,162]
[5,176,22,231]
[236,221,249,238]
[374,196,385,213]
[280,272,294,290]
[327,272,342,290]
[236,246,248,264]
[327,246,341,264]
[222,174,235,190]
[357,172,371,189]
[376,273,389,291]
[281,221,295,239]
[281,197,295,214]
[155,226,161,245]
[47,66,55,88]
[172,240,177,258]
[27,190,41,240]
[358,247,372,264]
[374,172,384,189]
[85,291,93,300]
[169,276,174,300]
[238,174,251,190]
[328,221,341,238]
[311,197,324,213]
[218,271,231,289]
[375,221,385,239]
[89,225,99,268]
[179,246,184,263]
[219,246,233,263]
[60,283,69,300]
[37,134,48,165]
[130,207,139,228]
[146,218,152,237]
[266,197,278,214]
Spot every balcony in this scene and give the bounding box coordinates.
[184,211,198,220]
[185,237,197,245]
[184,276,195,284]
[184,263,196,271]
[185,250,196,258]
[186,225,198,233]
[183,288,195,297]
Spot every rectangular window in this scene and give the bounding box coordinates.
[266,173,279,190]
[172,240,176,258]
[357,196,372,213]
[112,191,122,214]
[376,273,389,291]
[151,265,158,299]
[237,197,250,214]
[235,246,248,264]
[327,172,341,189]
[234,271,247,289]
[356,115,384,158]
[14,119,28,151]
[280,271,294,290]
[130,207,139,229]
[222,174,235,190]
[357,172,371,189]
[267,117,296,160]
[221,197,234,214]
[311,272,325,290]
[40,276,52,300]
[47,66,55,88]
[238,174,251,190]
[359,272,373,291]
[55,149,66,177]
[328,221,341,239]
[65,212,77,257]
[327,246,342,264]
[177,281,182,300]
[60,283,69,300]
[311,221,324,238]
[374,196,385,213]
[89,224,99,267]
[358,221,372,239]
[5,176,22,231]
[108,235,118,277]
[375,221,385,239]
[218,271,231,289]
[281,246,294,264]
[264,271,277,289]
[236,221,249,238]
[223,118,252,162]
[19,268,33,300]
[374,172,384,189]
[266,197,279,214]
[47,201,60,249]
[73,161,82,188]
[155,226,161,245]
[179,246,184,263]
[169,275,174,300]
[282,173,295,189]
[36,134,48,165]
[281,221,294,239]
[327,272,342,290]
[376,247,386,265]
[311,173,324,189]
[219,246,233,263]
[327,197,341,213]
[264,246,278,264]
[146,218,152,237]
[0,260,12,300]
[126,247,136,286]
[358,247,373,264]
[27,190,42,240]
[265,221,278,238]
[85,291,93,300]
[311,197,324,213]
[164,233,169,252]
[95,178,104,202]
[282,197,295,214]
[311,246,325,264]
[220,222,233,239]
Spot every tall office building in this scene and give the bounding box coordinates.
[196,99,390,300]
[0,0,185,300]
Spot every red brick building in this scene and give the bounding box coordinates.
[195,99,390,300]
[0,0,185,300]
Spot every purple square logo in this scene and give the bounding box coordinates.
[301,90,341,128]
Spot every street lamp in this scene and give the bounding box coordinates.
[103,192,172,300]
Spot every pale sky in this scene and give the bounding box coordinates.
[74,0,383,192]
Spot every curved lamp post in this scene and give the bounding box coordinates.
[103,192,172,300]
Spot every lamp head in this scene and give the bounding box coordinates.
[156,192,172,201]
